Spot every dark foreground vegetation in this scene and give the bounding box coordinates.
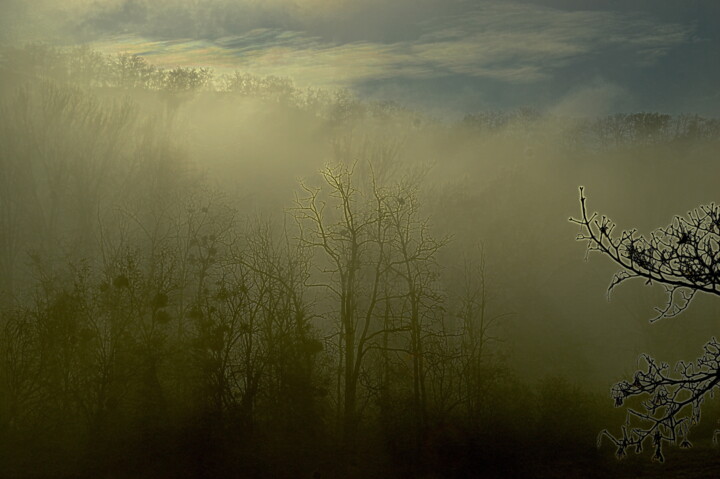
[1,45,720,478]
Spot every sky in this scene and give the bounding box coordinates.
[2,0,719,117]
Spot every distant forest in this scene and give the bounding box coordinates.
[1,44,719,478]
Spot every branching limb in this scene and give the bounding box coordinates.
[571,187,720,320]
[599,338,720,461]
[573,188,720,461]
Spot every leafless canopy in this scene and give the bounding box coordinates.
[571,186,720,321]
[571,187,720,462]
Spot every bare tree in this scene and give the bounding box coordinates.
[383,180,446,442]
[294,162,392,458]
[571,187,720,461]
[455,246,509,424]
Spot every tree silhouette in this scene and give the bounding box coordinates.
[294,162,396,462]
[571,187,720,461]
[383,179,446,445]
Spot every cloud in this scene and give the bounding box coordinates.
[3,0,696,112]
[82,1,691,90]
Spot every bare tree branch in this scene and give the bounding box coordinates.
[572,187,720,461]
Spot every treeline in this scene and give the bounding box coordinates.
[0,44,390,123]
[4,43,719,149]
[462,110,720,149]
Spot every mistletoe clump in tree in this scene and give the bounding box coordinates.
[571,187,720,462]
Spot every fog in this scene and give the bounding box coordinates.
[1,44,720,478]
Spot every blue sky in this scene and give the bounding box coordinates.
[3,0,719,117]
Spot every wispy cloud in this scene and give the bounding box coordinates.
[87,2,692,90]
[3,0,696,111]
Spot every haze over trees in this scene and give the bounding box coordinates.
[1,44,720,478]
